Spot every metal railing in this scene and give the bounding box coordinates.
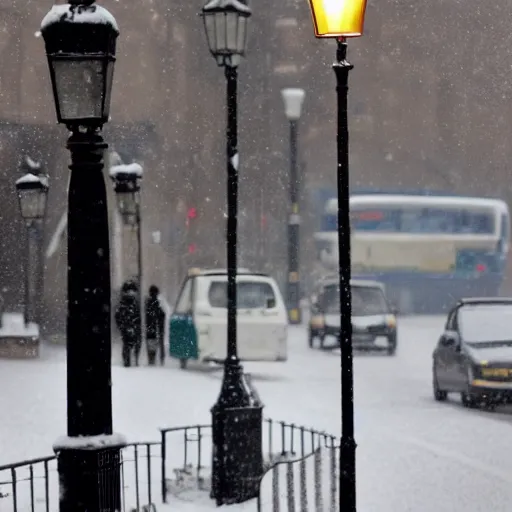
[0,420,339,511]
[121,442,160,512]
[160,419,338,504]
[257,442,340,512]
[0,455,56,512]
[0,442,159,512]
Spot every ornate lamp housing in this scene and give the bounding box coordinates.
[307,0,367,38]
[201,0,252,67]
[15,174,50,223]
[281,88,306,121]
[109,164,143,226]
[40,1,119,128]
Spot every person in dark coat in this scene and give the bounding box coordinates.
[115,280,142,367]
[145,285,166,366]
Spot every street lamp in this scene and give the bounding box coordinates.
[201,0,263,506]
[306,0,368,510]
[281,88,305,325]
[110,162,144,359]
[110,163,143,228]
[15,171,49,327]
[41,2,124,512]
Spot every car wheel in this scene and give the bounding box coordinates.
[179,358,188,370]
[482,399,497,412]
[308,329,315,348]
[387,338,397,356]
[319,333,326,348]
[461,391,478,408]
[433,370,448,402]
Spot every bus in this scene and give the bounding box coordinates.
[314,192,510,313]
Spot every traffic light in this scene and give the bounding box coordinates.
[186,207,197,228]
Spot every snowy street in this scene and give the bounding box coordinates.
[3,316,512,510]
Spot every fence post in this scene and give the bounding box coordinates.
[286,462,295,512]
[329,444,336,512]
[314,448,322,512]
[272,464,280,512]
[146,444,152,506]
[299,458,307,512]
[160,431,167,504]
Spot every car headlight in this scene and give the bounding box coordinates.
[386,315,396,329]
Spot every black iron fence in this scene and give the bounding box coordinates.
[160,419,338,504]
[0,420,338,511]
[0,442,160,512]
[257,442,340,512]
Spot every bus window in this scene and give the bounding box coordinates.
[350,209,401,232]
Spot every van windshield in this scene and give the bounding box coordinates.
[208,281,276,309]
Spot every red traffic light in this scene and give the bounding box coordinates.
[188,243,196,254]
[187,207,197,220]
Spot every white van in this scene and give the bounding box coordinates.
[169,269,288,368]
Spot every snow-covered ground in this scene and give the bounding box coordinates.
[3,316,512,510]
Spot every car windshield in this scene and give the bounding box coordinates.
[321,284,389,316]
[459,305,512,343]
[208,281,275,309]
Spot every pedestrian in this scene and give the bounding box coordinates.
[145,285,166,366]
[115,279,142,367]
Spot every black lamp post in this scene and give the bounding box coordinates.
[15,170,49,327]
[281,87,305,325]
[201,0,263,505]
[110,162,144,347]
[306,0,368,510]
[41,2,124,512]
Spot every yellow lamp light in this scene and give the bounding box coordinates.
[308,0,367,38]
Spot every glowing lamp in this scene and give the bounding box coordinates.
[307,0,367,38]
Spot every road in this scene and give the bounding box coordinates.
[2,315,512,510]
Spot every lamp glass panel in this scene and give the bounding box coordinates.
[225,12,239,52]
[52,59,104,121]
[308,0,367,37]
[103,60,115,120]
[18,189,46,220]
[236,15,247,54]
[116,190,138,218]
[204,13,217,53]
[214,12,227,52]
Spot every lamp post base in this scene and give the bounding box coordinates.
[210,359,264,506]
[56,446,123,512]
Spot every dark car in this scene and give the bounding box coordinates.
[308,278,398,355]
[432,297,512,409]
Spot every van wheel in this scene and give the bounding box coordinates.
[179,359,188,370]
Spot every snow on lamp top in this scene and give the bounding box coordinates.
[109,163,144,179]
[281,88,306,120]
[23,156,42,171]
[41,3,119,33]
[15,173,49,189]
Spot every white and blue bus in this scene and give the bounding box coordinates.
[314,191,510,313]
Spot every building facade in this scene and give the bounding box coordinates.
[1,0,511,333]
